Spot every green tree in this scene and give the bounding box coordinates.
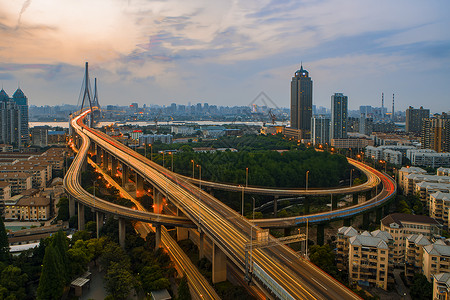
[105,261,135,300]
[52,230,69,283]
[56,197,70,221]
[0,217,9,262]
[410,273,432,300]
[0,265,28,299]
[140,265,170,293]
[309,244,339,277]
[177,275,191,300]
[37,245,65,300]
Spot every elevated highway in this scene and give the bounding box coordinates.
[66,109,396,300]
[181,157,379,196]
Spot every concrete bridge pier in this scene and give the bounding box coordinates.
[362,212,370,229]
[96,212,104,238]
[69,196,76,218]
[153,189,163,214]
[199,231,205,259]
[119,218,126,248]
[177,208,188,241]
[343,217,353,227]
[212,242,227,283]
[135,174,144,197]
[111,157,118,177]
[155,224,161,251]
[102,150,108,170]
[78,202,85,230]
[316,223,325,245]
[122,164,130,186]
[352,193,358,205]
[96,146,102,165]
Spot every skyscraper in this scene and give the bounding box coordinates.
[0,88,29,148]
[290,64,313,139]
[421,113,450,153]
[311,115,330,146]
[331,93,348,139]
[12,88,29,146]
[406,106,430,133]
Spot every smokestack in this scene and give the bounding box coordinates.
[392,93,395,121]
[381,92,384,118]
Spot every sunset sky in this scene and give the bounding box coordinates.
[0,0,449,112]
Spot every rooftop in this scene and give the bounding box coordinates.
[424,243,450,257]
[381,213,441,228]
[349,235,388,249]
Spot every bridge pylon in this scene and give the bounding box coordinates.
[79,62,94,127]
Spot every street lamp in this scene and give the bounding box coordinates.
[306,170,310,190]
[191,160,195,178]
[162,152,165,168]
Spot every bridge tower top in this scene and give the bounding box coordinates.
[80,62,94,127]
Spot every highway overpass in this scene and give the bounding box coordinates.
[65,109,396,300]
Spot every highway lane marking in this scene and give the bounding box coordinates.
[312,278,328,291]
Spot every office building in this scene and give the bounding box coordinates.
[311,115,330,146]
[421,113,450,153]
[290,65,313,139]
[0,88,29,148]
[406,106,430,133]
[359,113,373,136]
[331,93,348,139]
[12,88,29,146]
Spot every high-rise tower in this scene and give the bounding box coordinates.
[331,93,348,139]
[290,64,313,139]
[12,88,29,146]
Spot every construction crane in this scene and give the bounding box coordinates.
[268,109,276,125]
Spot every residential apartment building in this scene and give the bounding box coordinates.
[348,233,390,290]
[330,93,348,139]
[398,166,427,192]
[407,149,450,168]
[0,165,47,189]
[0,182,11,201]
[405,234,431,283]
[423,241,450,281]
[4,196,51,221]
[336,226,358,270]
[311,115,330,146]
[433,273,450,300]
[331,138,374,149]
[429,192,450,227]
[406,106,430,134]
[380,213,442,265]
[437,167,450,177]
[421,113,450,153]
[0,173,32,194]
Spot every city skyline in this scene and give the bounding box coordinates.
[0,1,449,112]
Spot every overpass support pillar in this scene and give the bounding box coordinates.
[177,209,188,241]
[118,218,126,248]
[136,174,144,197]
[69,196,75,218]
[153,189,163,214]
[155,224,161,251]
[111,157,118,177]
[212,242,227,283]
[199,231,205,259]
[96,147,102,165]
[78,202,85,231]
[362,212,370,229]
[304,196,310,215]
[274,196,279,217]
[96,212,104,238]
[353,193,358,205]
[344,217,352,227]
[316,224,325,246]
[122,164,129,186]
[102,150,108,170]
[376,207,383,223]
